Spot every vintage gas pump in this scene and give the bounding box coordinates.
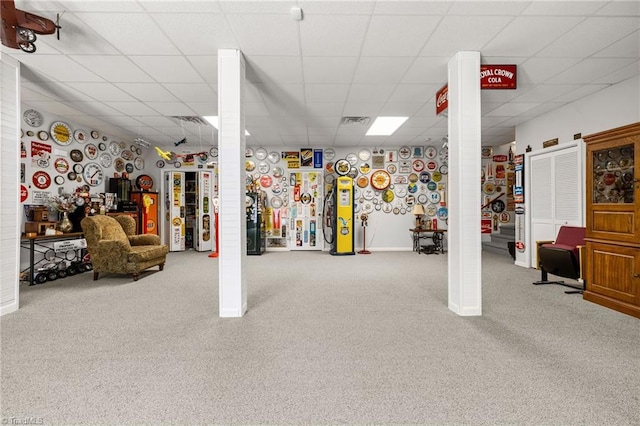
[330,175,355,255]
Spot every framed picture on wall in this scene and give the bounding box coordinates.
[412,146,424,158]
[481,146,493,158]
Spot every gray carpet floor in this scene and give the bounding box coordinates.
[1,250,639,425]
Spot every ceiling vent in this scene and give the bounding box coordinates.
[340,116,371,127]
[170,116,209,125]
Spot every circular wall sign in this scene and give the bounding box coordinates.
[50,121,73,146]
[32,171,51,189]
[136,174,154,190]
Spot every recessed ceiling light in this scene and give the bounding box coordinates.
[366,116,408,136]
[203,116,250,136]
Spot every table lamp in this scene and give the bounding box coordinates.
[412,204,425,228]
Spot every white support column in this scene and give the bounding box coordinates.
[447,51,482,316]
[0,54,22,316]
[218,49,247,317]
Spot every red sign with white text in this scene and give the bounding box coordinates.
[480,65,517,89]
[435,84,448,116]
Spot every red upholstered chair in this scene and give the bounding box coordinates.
[533,226,586,294]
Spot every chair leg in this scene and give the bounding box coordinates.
[132,273,139,281]
[159,263,165,271]
[93,271,99,281]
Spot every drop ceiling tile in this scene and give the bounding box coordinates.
[71,83,136,102]
[595,30,640,58]
[520,102,568,118]
[402,57,449,84]
[244,102,271,116]
[518,57,582,84]
[136,116,178,127]
[361,15,440,57]
[74,12,181,55]
[481,116,512,127]
[102,115,145,127]
[246,56,304,84]
[15,55,104,82]
[378,103,423,116]
[187,56,218,84]
[114,83,178,102]
[128,56,205,83]
[299,14,370,56]
[511,84,581,103]
[305,84,350,103]
[68,55,154,83]
[146,102,197,116]
[105,102,163,116]
[373,1,451,15]
[482,126,516,136]
[352,57,414,84]
[61,1,144,12]
[279,127,308,137]
[481,87,529,103]
[302,57,358,84]
[552,84,609,103]
[163,83,217,102]
[537,17,640,58]
[152,13,237,56]
[347,84,396,103]
[521,1,606,15]
[482,16,583,57]
[305,103,345,116]
[593,60,640,85]
[308,134,334,145]
[594,1,640,15]
[226,14,299,55]
[419,15,512,57]
[448,1,529,15]
[485,102,541,116]
[548,57,638,84]
[184,102,217,116]
[298,1,375,14]
[388,84,441,103]
[65,102,123,116]
[307,127,338,137]
[403,116,443,128]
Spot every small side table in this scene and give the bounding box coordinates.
[409,228,447,254]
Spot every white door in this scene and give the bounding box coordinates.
[290,171,323,250]
[165,171,185,252]
[529,144,583,266]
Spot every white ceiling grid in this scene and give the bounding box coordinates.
[3,0,639,147]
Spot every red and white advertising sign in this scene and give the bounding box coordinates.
[481,219,492,234]
[20,185,28,203]
[435,84,448,116]
[31,141,52,167]
[480,65,517,89]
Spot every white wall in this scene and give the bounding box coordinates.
[514,75,639,268]
[516,76,640,152]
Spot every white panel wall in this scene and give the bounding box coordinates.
[1,54,21,316]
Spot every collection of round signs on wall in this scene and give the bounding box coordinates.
[243,146,449,219]
[22,109,146,190]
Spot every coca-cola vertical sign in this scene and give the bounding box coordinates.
[435,84,448,116]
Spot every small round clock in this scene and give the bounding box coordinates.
[23,109,43,127]
[83,163,104,187]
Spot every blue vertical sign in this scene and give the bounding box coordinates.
[313,149,323,168]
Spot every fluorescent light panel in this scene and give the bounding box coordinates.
[366,116,408,136]
[203,116,250,136]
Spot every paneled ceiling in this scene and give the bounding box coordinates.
[4,0,639,148]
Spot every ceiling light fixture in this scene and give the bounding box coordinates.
[203,116,250,136]
[366,116,408,136]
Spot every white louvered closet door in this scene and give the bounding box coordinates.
[529,144,583,267]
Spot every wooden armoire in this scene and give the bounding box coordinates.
[583,122,640,318]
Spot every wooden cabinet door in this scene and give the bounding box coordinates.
[586,241,640,311]
[585,130,640,244]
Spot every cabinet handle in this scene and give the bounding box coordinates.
[634,274,640,278]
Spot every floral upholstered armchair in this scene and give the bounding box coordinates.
[81,215,168,281]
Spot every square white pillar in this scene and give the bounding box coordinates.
[218,49,247,317]
[447,51,482,316]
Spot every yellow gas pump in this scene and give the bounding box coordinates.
[331,176,355,255]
